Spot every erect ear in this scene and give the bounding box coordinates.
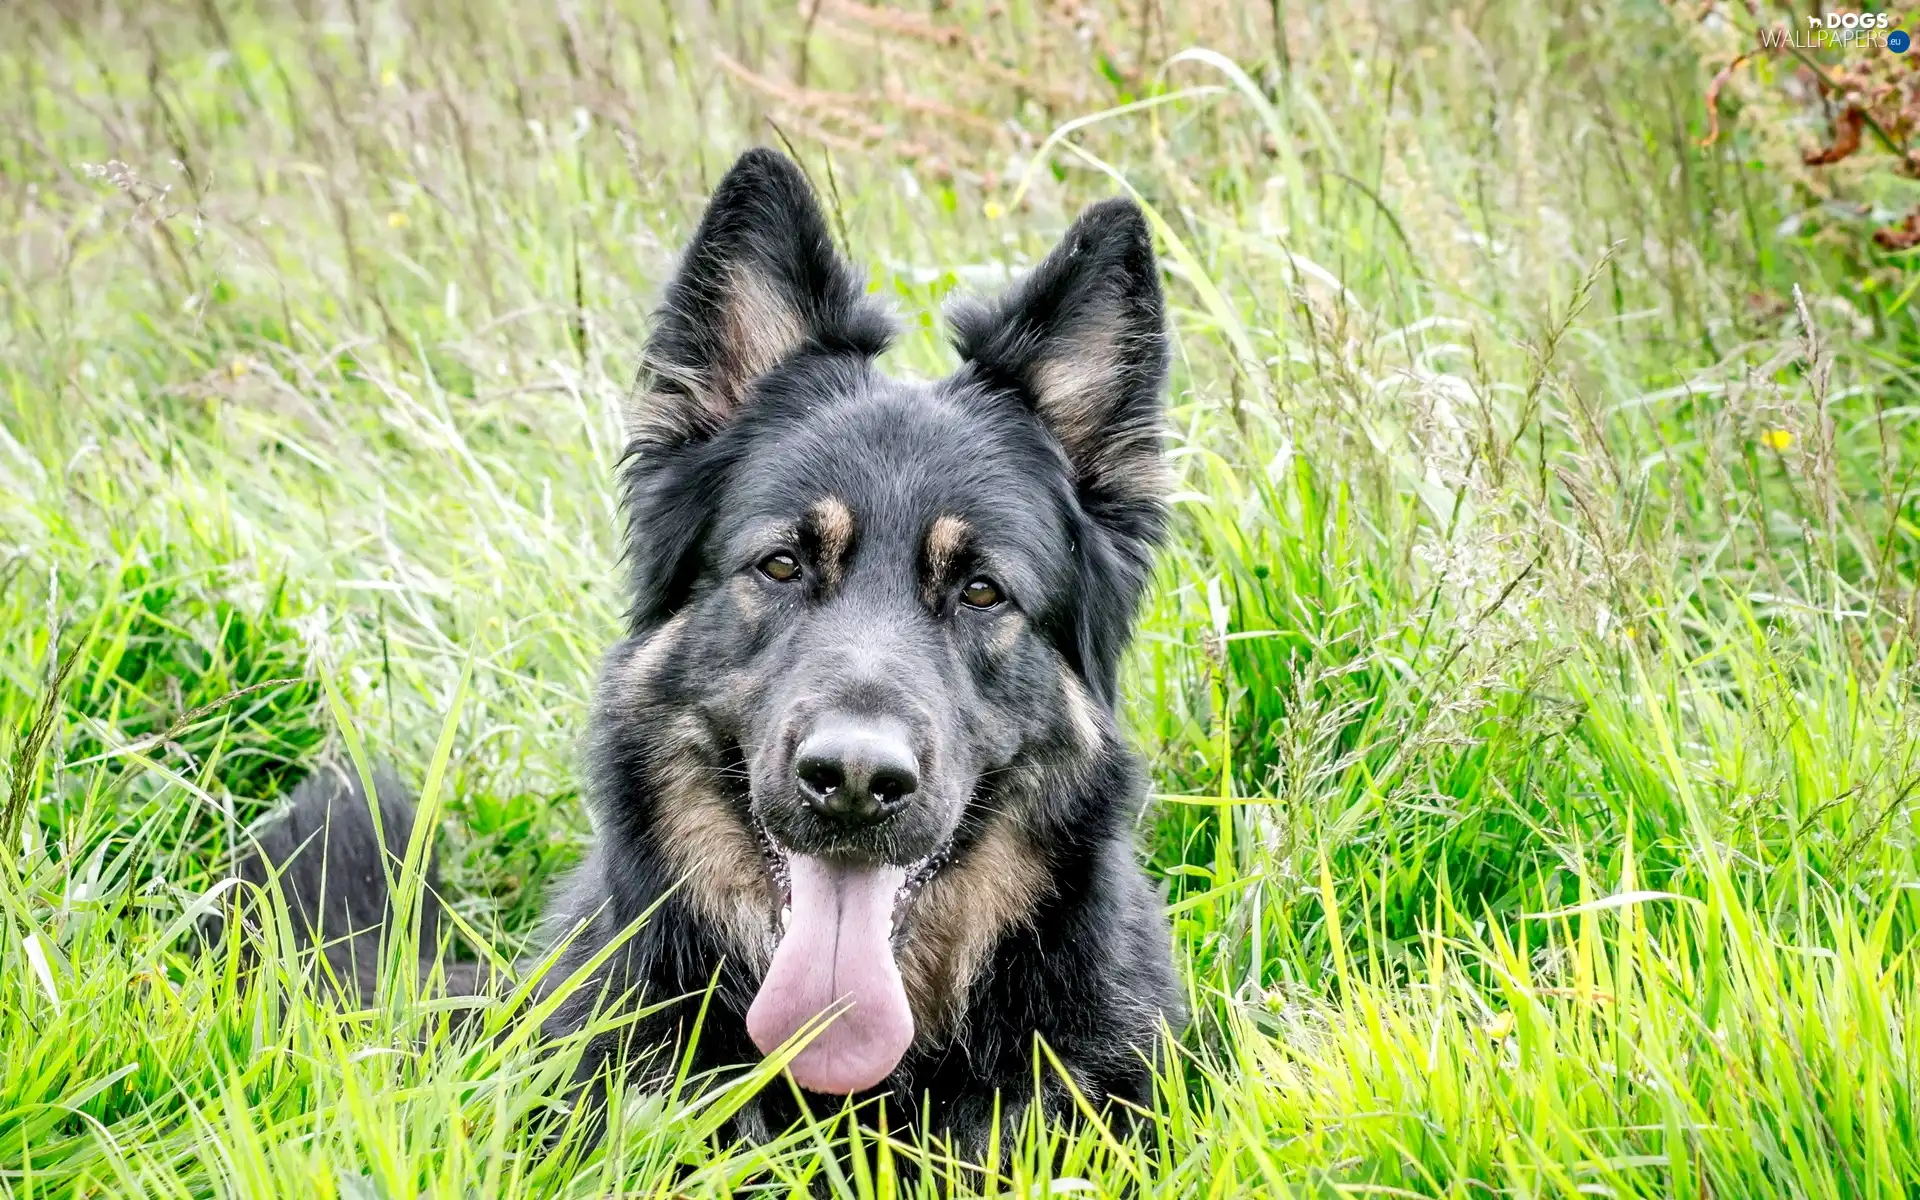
[632,148,892,447]
[948,198,1170,544]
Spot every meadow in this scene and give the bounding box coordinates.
[4,1,1920,1195]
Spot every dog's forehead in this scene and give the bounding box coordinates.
[726,368,1069,548]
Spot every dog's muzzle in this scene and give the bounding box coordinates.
[745,709,956,1095]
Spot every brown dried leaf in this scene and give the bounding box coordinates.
[1804,105,1865,166]
[1872,209,1920,252]
[1699,51,1753,148]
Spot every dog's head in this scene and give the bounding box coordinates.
[603,149,1167,1094]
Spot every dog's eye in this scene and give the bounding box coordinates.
[960,578,1002,609]
[758,553,801,582]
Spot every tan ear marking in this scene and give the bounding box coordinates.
[1029,337,1124,465]
[720,266,808,399]
[626,267,809,446]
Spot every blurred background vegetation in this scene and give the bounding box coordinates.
[2,1,1919,1195]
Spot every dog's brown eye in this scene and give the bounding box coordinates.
[759,553,801,582]
[960,578,1002,609]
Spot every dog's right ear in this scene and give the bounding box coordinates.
[623,150,888,630]
[631,148,892,448]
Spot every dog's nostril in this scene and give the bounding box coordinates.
[797,760,843,799]
[791,718,919,828]
[868,763,916,808]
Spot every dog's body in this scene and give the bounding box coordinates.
[251,149,1181,1155]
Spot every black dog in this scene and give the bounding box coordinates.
[248,148,1181,1156]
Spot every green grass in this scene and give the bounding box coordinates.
[4,0,1920,1195]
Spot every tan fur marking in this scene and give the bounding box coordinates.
[624,386,685,446]
[896,815,1049,1044]
[610,610,692,706]
[1030,335,1123,466]
[626,268,805,444]
[722,267,807,399]
[810,496,854,588]
[926,515,969,580]
[730,573,764,622]
[988,612,1026,657]
[1028,326,1171,505]
[653,732,779,969]
[1060,672,1106,756]
[923,514,971,605]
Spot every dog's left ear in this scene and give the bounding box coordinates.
[948,198,1170,546]
[633,148,892,448]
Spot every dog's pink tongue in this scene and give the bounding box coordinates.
[746,855,913,1095]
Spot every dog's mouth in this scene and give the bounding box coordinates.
[753,825,949,937]
[744,816,951,1095]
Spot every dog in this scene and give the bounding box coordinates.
[245,148,1182,1157]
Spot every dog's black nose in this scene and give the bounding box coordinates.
[792,717,918,826]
